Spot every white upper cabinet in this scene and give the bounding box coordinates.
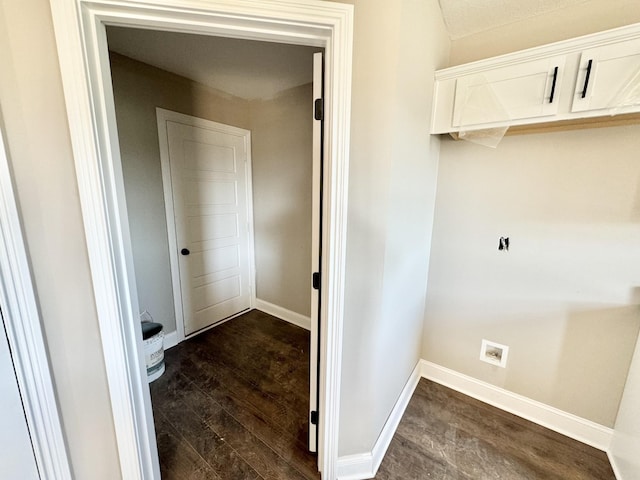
[452,57,565,128]
[571,37,640,113]
[432,23,640,134]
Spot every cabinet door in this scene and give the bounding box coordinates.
[452,56,565,128]
[572,38,640,113]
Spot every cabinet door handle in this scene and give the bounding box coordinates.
[549,66,559,103]
[581,59,593,99]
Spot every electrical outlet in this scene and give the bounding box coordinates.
[480,339,509,368]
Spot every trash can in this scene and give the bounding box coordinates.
[142,322,165,383]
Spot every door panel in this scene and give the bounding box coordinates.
[452,56,565,128]
[309,51,323,453]
[572,37,640,113]
[188,213,238,242]
[166,120,251,336]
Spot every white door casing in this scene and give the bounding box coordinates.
[157,109,254,338]
[49,1,354,479]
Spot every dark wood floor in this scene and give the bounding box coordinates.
[151,310,616,479]
[376,379,616,480]
[150,309,319,479]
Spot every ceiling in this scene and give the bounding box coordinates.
[107,3,592,97]
[107,27,320,100]
[438,0,591,39]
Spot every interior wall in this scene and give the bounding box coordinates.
[425,1,640,432]
[0,0,121,478]
[249,83,313,317]
[110,49,315,331]
[109,52,251,334]
[335,0,450,456]
[424,126,640,426]
[449,0,640,65]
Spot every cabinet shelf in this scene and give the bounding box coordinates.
[432,23,640,136]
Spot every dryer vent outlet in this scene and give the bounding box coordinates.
[480,339,509,368]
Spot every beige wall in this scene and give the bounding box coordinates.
[336,0,450,455]
[3,0,452,470]
[424,127,640,426]
[450,0,640,65]
[425,0,640,431]
[0,1,120,478]
[110,51,315,331]
[250,84,314,317]
[110,52,251,334]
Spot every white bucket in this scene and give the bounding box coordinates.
[144,330,165,383]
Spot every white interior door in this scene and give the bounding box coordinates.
[0,310,39,480]
[159,111,253,336]
[309,51,323,453]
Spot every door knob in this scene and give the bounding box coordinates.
[181,248,190,256]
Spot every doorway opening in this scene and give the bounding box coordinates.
[107,26,323,477]
[50,1,353,478]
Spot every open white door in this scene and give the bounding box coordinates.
[309,51,324,453]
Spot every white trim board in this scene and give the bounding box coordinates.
[420,360,614,452]
[608,451,624,480]
[163,331,178,350]
[336,361,422,480]
[49,1,353,478]
[255,299,311,331]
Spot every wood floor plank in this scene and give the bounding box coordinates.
[151,310,318,480]
[197,322,309,408]
[407,381,613,479]
[180,378,310,480]
[375,433,449,480]
[179,340,309,446]
[224,310,311,356]
[154,375,263,480]
[219,318,310,394]
[154,412,222,480]
[377,379,616,480]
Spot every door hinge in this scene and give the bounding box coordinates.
[312,272,320,290]
[310,410,319,425]
[314,98,324,121]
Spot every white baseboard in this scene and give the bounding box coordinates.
[255,299,311,331]
[608,451,623,480]
[420,360,613,452]
[335,453,373,480]
[163,330,178,350]
[336,361,422,480]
